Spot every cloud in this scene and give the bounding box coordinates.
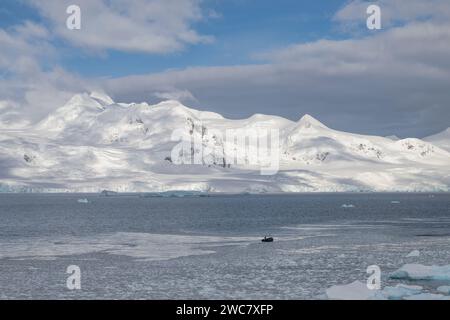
[1,0,449,138]
[334,0,450,29]
[0,21,92,123]
[0,21,50,75]
[28,0,212,54]
[0,0,212,124]
[0,0,212,123]
[0,100,30,128]
[153,89,197,102]
[104,18,450,137]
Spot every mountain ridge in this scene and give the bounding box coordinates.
[0,93,448,193]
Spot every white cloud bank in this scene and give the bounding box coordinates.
[28,0,212,53]
[0,0,211,122]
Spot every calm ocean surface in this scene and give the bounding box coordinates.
[0,193,449,299]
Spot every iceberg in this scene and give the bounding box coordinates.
[100,190,118,197]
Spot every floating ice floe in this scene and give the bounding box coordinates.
[406,250,420,258]
[0,232,264,261]
[341,204,355,208]
[325,281,450,300]
[381,284,423,300]
[325,282,426,300]
[390,264,450,280]
[437,286,450,294]
[325,281,384,300]
[404,293,450,300]
[77,198,89,204]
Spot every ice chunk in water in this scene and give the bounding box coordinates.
[406,250,420,258]
[326,282,425,300]
[437,286,450,294]
[404,293,450,300]
[381,284,422,299]
[325,281,384,300]
[390,264,450,280]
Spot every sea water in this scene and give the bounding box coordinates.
[0,193,449,299]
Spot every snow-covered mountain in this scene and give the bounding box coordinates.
[0,92,449,193]
[424,128,450,153]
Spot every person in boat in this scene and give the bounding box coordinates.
[262,236,274,242]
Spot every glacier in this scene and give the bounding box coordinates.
[0,92,449,193]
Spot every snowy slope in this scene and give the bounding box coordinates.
[0,92,449,193]
[424,128,450,153]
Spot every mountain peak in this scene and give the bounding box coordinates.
[425,127,450,139]
[297,114,327,129]
[154,99,186,108]
[64,93,102,109]
[62,92,114,110]
[386,135,400,141]
[151,100,224,120]
[89,91,114,105]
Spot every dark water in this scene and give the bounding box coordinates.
[0,193,449,299]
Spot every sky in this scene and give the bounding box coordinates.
[0,0,449,137]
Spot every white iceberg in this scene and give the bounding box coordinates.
[406,250,420,258]
[390,264,450,280]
